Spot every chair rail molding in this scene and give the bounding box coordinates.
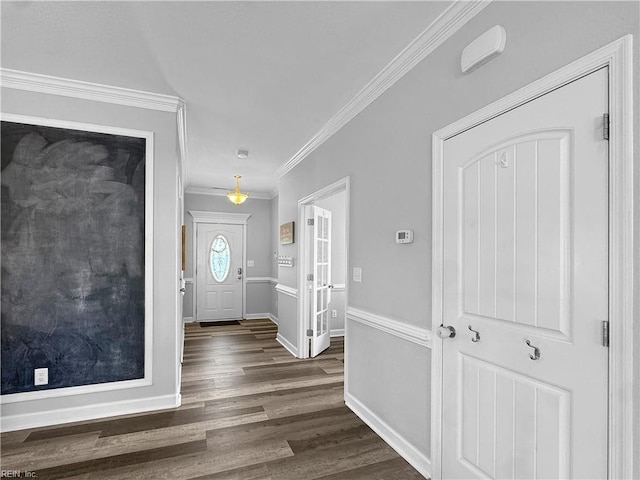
[275,284,298,298]
[346,307,432,349]
[246,277,278,284]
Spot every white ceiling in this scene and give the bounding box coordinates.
[2,1,451,195]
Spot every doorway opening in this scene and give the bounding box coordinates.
[297,177,350,359]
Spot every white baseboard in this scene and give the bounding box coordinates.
[244,313,271,320]
[276,333,299,358]
[183,316,195,323]
[0,393,180,433]
[345,392,431,479]
[244,313,278,325]
[330,328,345,337]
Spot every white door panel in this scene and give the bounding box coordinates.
[309,205,332,357]
[441,68,608,479]
[196,223,243,321]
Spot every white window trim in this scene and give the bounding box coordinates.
[430,35,634,480]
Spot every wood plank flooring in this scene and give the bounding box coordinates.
[1,319,425,479]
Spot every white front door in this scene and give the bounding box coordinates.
[440,68,609,479]
[196,223,243,321]
[309,205,332,357]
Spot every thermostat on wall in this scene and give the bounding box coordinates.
[396,230,414,244]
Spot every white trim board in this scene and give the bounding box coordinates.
[430,35,634,480]
[188,211,251,225]
[0,394,180,433]
[345,392,431,479]
[0,68,183,113]
[246,277,278,284]
[275,0,490,179]
[244,313,274,321]
[0,114,154,405]
[275,283,298,298]
[276,333,299,358]
[298,177,351,359]
[330,329,345,338]
[347,307,431,349]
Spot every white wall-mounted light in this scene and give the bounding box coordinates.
[461,25,506,74]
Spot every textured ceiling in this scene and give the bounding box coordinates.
[1,1,450,194]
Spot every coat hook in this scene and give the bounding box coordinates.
[468,325,480,342]
[525,339,540,360]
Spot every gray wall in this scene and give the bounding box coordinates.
[1,87,181,424]
[276,0,639,472]
[183,193,275,319]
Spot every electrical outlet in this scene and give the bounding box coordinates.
[247,260,255,267]
[353,267,362,283]
[331,310,338,318]
[34,368,48,386]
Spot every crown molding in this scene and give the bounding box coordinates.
[0,68,183,113]
[185,186,274,200]
[275,0,491,179]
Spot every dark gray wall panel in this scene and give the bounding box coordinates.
[1,120,146,394]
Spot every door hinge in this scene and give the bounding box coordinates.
[307,219,315,226]
[306,329,313,337]
[602,113,610,141]
[602,320,609,347]
[307,274,314,281]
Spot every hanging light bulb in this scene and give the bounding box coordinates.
[227,175,249,205]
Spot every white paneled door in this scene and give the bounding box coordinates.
[309,205,332,357]
[196,223,243,321]
[441,68,609,479]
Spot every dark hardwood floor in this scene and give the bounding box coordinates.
[1,319,425,479]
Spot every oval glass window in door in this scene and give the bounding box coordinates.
[210,235,231,282]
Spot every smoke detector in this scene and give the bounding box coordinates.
[236,149,249,159]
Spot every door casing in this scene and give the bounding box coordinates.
[297,177,350,359]
[431,35,634,480]
[189,211,251,322]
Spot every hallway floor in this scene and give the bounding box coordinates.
[0,319,425,479]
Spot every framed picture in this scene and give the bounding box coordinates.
[280,221,295,245]
[1,114,153,396]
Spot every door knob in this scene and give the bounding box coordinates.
[437,325,456,339]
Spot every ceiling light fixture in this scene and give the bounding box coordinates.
[227,175,249,205]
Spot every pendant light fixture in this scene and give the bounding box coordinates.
[227,175,249,205]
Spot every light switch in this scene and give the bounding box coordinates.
[353,267,362,283]
[247,260,255,267]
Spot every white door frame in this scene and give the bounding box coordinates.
[431,35,634,480]
[297,177,350,359]
[189,211,251,321]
